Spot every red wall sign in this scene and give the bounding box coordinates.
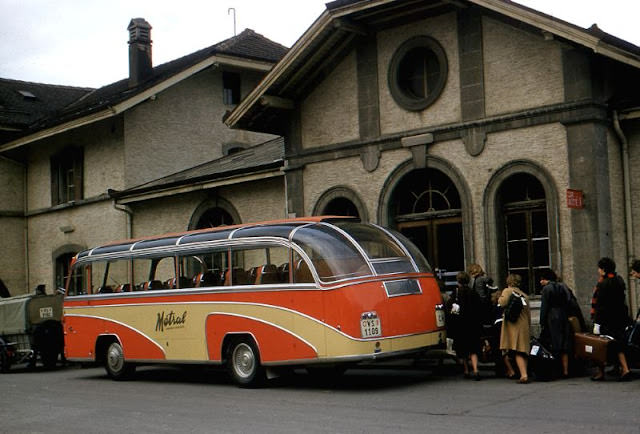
[566,189,584,209]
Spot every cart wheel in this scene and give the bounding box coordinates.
[105,341,135,380]
[227,338,264,387]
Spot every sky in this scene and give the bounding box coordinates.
[1,0,639,88]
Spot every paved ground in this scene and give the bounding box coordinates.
[0,359,638,433]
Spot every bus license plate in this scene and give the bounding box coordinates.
[361,318,381,338]
[436,310,445,327]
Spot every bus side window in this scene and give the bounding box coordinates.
[68,263,89,295]
[292,251,314,283]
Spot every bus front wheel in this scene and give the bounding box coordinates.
[227,338,264,388]
[105,341,135,380]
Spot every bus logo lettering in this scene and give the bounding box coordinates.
[156,310,187,332]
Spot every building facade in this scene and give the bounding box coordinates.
[226,0,640,315]
[2,0,640,323]
[0,21,287,295]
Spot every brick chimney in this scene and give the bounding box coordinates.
[127,18,152,88]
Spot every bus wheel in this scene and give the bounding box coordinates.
[227,339,264,388]
[105,341,135,380]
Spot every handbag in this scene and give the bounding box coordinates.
[504,291,525,323]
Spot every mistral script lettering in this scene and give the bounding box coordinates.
[156,310,187,332]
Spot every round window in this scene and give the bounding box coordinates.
[388,36,448,111]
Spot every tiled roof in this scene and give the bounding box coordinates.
[2,29,288,143]
[0,78,92,137]
[110,136,284,200]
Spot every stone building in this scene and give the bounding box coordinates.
[2,0,640,322]
[0,19,287,295]
[225,0,640,314]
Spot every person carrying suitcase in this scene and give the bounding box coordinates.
[590,257,632,381]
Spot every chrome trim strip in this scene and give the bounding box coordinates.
[261,341,442,366]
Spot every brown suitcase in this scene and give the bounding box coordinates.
[574,332,611,364]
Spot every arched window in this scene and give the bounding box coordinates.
[389,168,463,288]
[322,198,360,218]
[195,207,234,229]
[313,187,368,222]
[499,173,550,295]
[55,252,78,292]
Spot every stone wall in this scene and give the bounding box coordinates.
[124,68,276,188]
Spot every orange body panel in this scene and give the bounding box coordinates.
[64,315,165,360]
[205,314,317,362]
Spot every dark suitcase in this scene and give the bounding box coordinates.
[574,332,612,364]
[530,337,556,380]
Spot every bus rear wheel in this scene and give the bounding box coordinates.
[105,341,135,380]
[227,338,264,388]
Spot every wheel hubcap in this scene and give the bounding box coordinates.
[107,344,124,372]
[232,343,255,378]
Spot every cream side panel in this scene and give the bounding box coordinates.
[66,301,443,360]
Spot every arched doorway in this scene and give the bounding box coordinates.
[483,161,560,297]
[498,173,550,295]
[388,167,465,287]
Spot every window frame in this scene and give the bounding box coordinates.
[388,35,448,111]
[51,147,83,205]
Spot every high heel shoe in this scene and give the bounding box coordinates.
[618,372,632,382]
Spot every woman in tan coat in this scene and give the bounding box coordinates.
[498,274,531,383]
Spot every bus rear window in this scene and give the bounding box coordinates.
[336,222,432,274]
[292,224,371,282]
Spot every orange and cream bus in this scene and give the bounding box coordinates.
[63,217,446,386]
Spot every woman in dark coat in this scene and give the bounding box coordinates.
[446,271,483,380]
[539,270,571,378]
[591,257,632,381]
[468,263,497,326]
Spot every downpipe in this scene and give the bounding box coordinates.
[613,110,637,315]
[113,202,133,240]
